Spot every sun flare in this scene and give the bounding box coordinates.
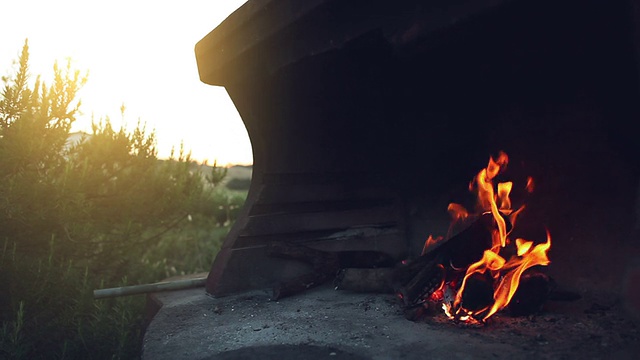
[0,0,251,166]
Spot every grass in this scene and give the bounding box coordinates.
[0,187,247,360]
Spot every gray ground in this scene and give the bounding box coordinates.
[142,283,639,360]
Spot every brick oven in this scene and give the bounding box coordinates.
[194,0,640,314]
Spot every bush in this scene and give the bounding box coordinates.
[195,188,247,227]
[0,40,235,359]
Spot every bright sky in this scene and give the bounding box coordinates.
[0,0,252,166]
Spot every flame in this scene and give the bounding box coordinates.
[526,176,535,193]
[439,152,551,323]
[472,152,512,247]
[450,232,551,322]
[515,238,532,256]
[423,203,470,254]
[497,182,513,211]
[483,231,551,320]
[447,203,469,224]
[422,235,444,255]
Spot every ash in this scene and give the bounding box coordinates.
[143,284,638,360]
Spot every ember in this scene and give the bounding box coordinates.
[394,152,552,324]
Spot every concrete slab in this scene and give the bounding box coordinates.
[142,282,639,360]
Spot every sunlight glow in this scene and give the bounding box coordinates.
[0,0,251,166]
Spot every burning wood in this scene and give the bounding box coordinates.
[393,212,506,308]
[267,152,574,325]
[507,270,554,317]
[392,152,557,324]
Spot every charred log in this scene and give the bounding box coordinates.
[445,212,511,269]
[459,272,494,313]
[394,257,445,307]
[392,213,508,308]
[507,270,552,316]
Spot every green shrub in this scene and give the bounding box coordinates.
[195,189,247,226]
[0,40,236,359]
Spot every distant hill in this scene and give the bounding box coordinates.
[226,164,252,181]
[189,162,252,190]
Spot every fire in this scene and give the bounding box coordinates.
[426,151,552,323]
[422,235,444,255]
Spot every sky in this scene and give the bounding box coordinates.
[0,0,252,166]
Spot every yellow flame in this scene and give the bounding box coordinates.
[515,238,532,256]
[482,230,551,320]
[449,152,552,322]
[474,153,510,248]
[438,152,552,323]
[452,232,551,322]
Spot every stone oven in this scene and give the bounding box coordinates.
[194,0,640,314]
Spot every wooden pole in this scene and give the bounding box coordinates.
[93,277,207,299]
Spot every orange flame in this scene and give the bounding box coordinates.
[482,230,551,320]
[447,203,469,224]
[422,204,469,254]
[470,152,510,247]
[444,152,551,322]
[526,176,535,193]
[422,235,444,255]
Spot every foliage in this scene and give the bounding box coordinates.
[0,40,240,359]
[205,160,228,188]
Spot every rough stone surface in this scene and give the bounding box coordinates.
[142,283,639,360]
